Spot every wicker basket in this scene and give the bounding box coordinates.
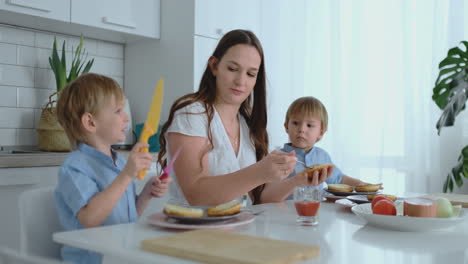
[37,107,71,152]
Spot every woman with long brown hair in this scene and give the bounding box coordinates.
[158,30,328,206]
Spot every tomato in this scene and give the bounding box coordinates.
[371,195,392,209]
[372,200,397,215]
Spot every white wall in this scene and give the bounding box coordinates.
[0,24,125,146]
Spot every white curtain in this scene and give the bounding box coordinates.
[262,0,467,194]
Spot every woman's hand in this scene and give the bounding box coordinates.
[122,142,152,179]
[257,150,297,183]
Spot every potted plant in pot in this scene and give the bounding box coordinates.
[433,41,468,192]
[36,35,94,151]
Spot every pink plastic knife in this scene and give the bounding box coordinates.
[159,147,182,180]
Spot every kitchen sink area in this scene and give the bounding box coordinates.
[0,145,50,155]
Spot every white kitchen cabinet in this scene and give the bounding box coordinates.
[195,0,261,39]
[0,0,160,43]
[125,0,262,125]
[71,0,160,39]
[0,0,70,22]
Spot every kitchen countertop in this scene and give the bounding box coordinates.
[0,152,68,168]
[0,147,142,168]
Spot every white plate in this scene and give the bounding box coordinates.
[326,189,378,196]
[335,199,357,208]
[146,212,255,230]
[163,211,241,223]
[346,195,371,204]
[351,203,467,232]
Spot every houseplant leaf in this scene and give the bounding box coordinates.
[433,41,468,193]
[443,146,468,192]
[432,41,468,135]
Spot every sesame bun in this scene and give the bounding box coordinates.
[327,184,353,192]
[163,204,204,218]
[206,201,242,217]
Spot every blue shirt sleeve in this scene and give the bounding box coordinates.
[56,164,99,217]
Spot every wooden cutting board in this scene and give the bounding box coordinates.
[423,193,468,208]
[141,230,319,264]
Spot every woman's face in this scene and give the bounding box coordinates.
[210,44,261,106]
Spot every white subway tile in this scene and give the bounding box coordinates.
[0,86,17,107]
[17,45,38,67]
[69,35,98,56]
[91,57,124,77]
[35,32,69,51]
[34,108,43,128]
[0,43,17,64]
[97,41,124,59]
[35,68,56,89]
[17,87,54,108]
[0,129,16,145]
[16,128,38,145]
[0,25,35,46]
[0,108,34,128]
[35,48,54,69]
[0,65,34,87]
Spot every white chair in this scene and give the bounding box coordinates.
[18,187,62,260]
[0,247,63,264]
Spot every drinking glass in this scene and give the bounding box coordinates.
[293,186,321,226]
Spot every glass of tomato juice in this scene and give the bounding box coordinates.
[293,186,321,225]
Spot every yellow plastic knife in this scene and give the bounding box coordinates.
[138,78,164,180]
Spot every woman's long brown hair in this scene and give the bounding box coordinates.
[157,29,269,204]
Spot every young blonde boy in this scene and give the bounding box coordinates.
[54,73,171,264]
[281,96,376,198]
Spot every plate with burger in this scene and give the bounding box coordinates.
[146,200,255,229]
[326,183,382,196]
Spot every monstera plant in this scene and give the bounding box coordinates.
[433,41,468,192]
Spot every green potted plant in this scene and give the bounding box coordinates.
[36,35,94,151]
[433,41,468,192]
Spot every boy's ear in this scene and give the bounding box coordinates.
[317,128,326,141]
[284,122,289,132]
[81,112,97,133]
[208,56,218,77]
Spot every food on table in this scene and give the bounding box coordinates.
[367,193,398,202]
[435,197,454,218]
[327,183,353,192]
[206,201,242,217]
[306,164,333,174]
[371,195,393,208]
[355,184,380,193]
[163,204,203,218]
[403,198,437,217]
[372,199,397,215]
[294,201,320,217]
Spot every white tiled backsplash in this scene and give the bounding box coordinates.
[0,24,125,146]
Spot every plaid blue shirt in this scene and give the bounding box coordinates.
[54,143,137,264]
[281,143,344,199]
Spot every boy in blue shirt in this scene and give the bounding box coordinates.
[54,73,171,264]
[281,96,378,199]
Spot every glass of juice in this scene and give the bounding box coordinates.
[293,186,321,226]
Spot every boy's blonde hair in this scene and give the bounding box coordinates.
[284,96,328,132]
[56,73,124,149]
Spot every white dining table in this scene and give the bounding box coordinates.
[53,200,468,264]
